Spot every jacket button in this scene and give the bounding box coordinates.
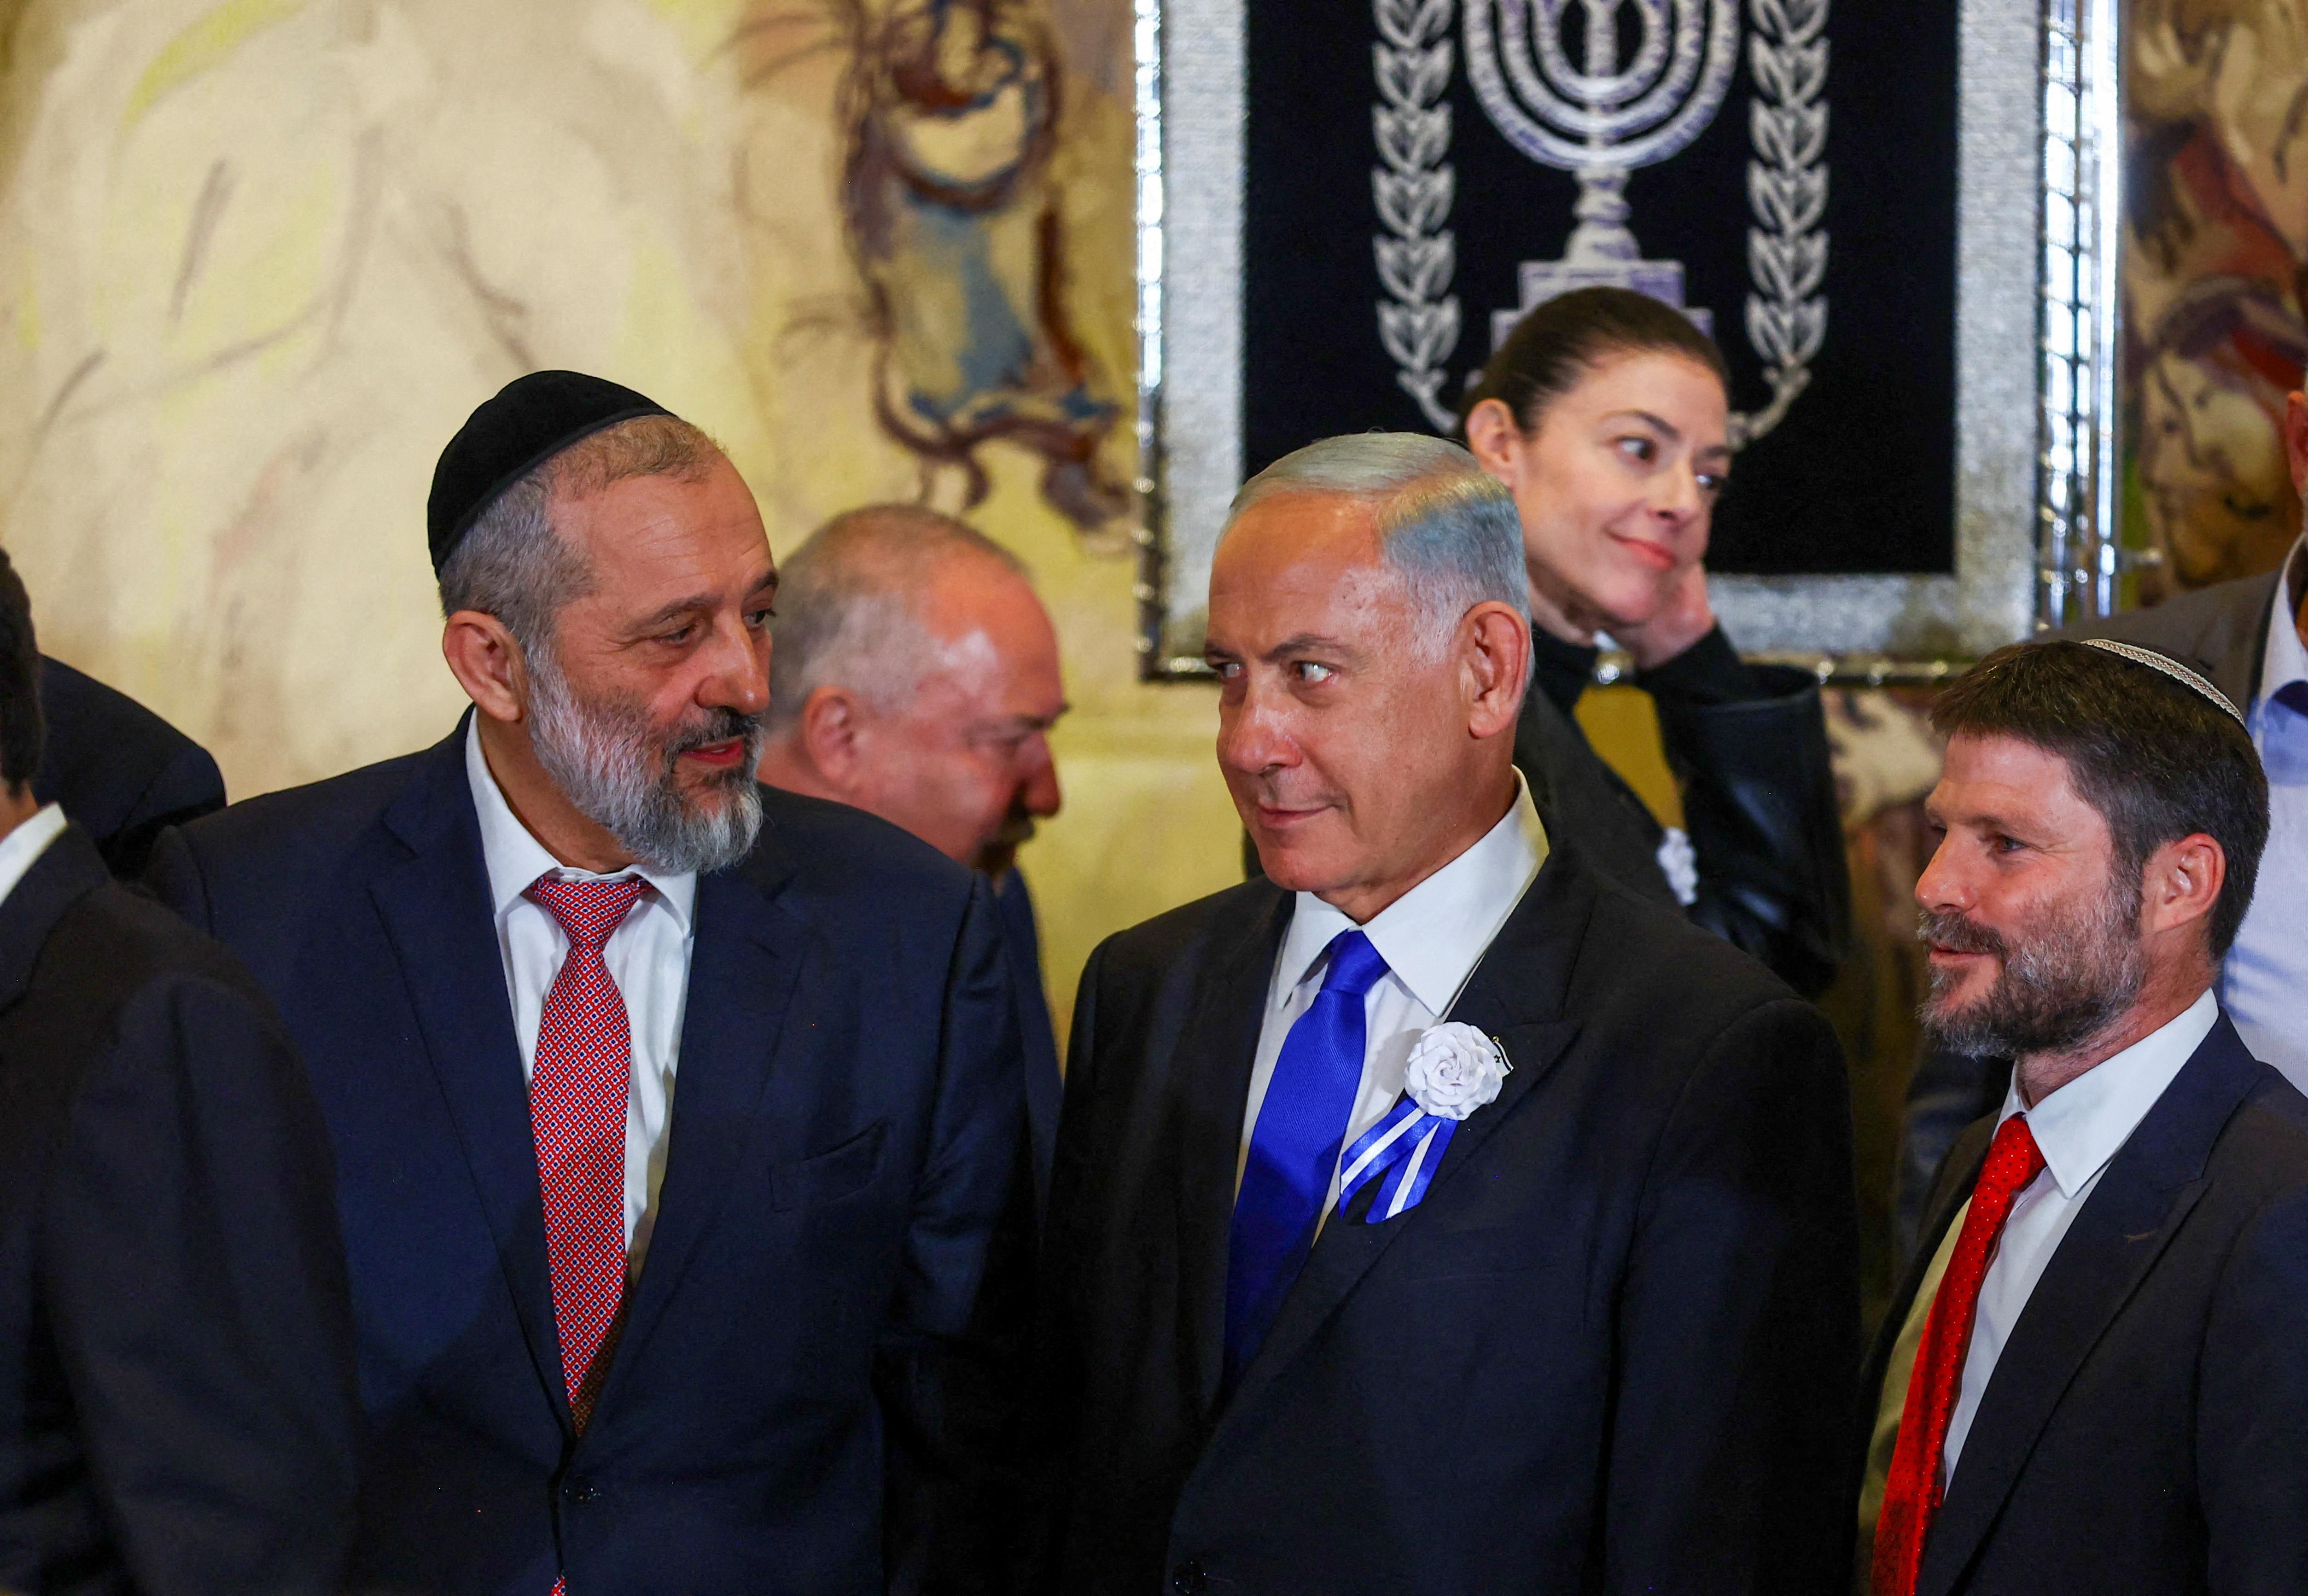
[564,1476,600,1503]
[1170,1561,1208,1594]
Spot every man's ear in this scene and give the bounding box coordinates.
[1461,601,1531,741]
[2142,831,2227,949]
[798,686,868,791]
[442,612,528,723]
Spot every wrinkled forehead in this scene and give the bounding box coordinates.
[1931,730,2104,833]
[564,461,773,595]
[1208,492,1411,627]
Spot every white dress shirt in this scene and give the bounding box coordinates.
[0,804,67,909]
[465,721,695,1273]
[1240,773,1550,1213]
[1938,989,2219,1486]
[2222,536,2308,1087]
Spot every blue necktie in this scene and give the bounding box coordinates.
[1224,929,1390,1391]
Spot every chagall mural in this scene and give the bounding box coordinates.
[2126,0,2308,598]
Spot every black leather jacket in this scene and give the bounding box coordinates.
[1514,626,1851,997]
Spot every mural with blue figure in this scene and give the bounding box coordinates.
[843,0,1129,531]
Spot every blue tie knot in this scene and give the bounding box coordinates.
[1319,930,1390,1000]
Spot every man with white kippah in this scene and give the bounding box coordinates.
[1898,457,2308,1255]
[1857,637,2308,1596]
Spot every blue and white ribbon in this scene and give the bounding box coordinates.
[1336,1095,1458,1223]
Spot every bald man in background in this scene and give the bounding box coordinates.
[759,506,1067,1199]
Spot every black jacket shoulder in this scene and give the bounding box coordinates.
[34,657,227,879]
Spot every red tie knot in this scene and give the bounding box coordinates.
[1976,1114,2047,1214]
[528,874,649,956]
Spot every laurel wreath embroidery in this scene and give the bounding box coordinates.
[1372,0,1464,433]
[1734,0,1830,448]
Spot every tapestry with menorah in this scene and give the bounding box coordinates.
[1242,0,1958,577]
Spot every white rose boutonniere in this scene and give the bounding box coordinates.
[1403,1022,1510,1121]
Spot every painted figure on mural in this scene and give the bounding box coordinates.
[2125,0,2308,598]
[835,0,1129,533]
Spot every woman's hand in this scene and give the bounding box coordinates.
[1610,558,1716,670]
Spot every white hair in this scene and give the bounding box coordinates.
[1223,433,1529,649]
[765,506,1028,733]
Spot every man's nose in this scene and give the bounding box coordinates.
[1020,739,1062,818]
[1217,691,1294,775]
[1914,837,1970,915]
[701,619,771,716]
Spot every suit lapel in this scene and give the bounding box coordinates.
[1917,1018,2264,1596]
[609,836,805,1372]
[0,824,108,1016]
[1216,848,1596,1424]
[1175,885,1292,1426]
[366,729,566,1420]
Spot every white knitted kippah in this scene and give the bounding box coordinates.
[2075,637,2247,727]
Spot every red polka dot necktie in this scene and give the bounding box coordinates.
[1872,1115,2047,1596]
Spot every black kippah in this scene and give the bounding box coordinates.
[427,370,674,574]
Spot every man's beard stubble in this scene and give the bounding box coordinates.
[525,646,765,875]
[1918,876,2146,1061]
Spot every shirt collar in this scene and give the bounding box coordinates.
[1994,989,2220,1200]
[2253,534,2308,724]
[463,716,695,929]
[1275,771,1550,1014]
[0,804,69,912]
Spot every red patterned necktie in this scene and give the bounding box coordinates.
[1872,1115,2047,1596]
[527,875,648,1436]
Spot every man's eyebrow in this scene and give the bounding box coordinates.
[631,570,779,631]
[1262,631,1357,662]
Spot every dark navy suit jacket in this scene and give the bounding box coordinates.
[147,720,1029,1596]
[1038,842,1860,1595]
[1864,1014,2308,1595]
[993,868,1061,1207]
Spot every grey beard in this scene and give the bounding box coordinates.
[1918,880,2145,1060]
[524,647,764,874]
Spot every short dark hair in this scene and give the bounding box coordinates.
[0,551,41,795]
[1930,640,2269,958]
[1459,285,1731,435]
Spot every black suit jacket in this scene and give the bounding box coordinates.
[0,823,358,1596]
[1512,663,1851,998]
[1038,843,1860,1595]
[1863,1014,2308,1595]
[34,657,226,878]
[147,721,1029,1596]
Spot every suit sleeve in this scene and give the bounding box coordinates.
[1605,995,1861,1596]
[100,743,228,880]
[1651,661,1853,1000]
[1020,938,1109,1590]
[41,971,360,1596]
[2198,1182,2308,1594]
[876,875,1034,1596]
[141,824,216,932]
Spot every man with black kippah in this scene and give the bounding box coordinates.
[149,372,1032,1596]
[1856,639,2308,1596]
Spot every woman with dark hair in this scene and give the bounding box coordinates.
[1462,285,1849,995]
